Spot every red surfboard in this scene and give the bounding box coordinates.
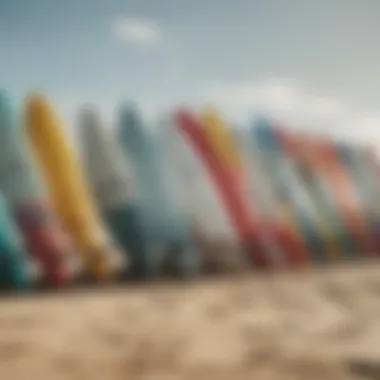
[201,112,299,268]
[175,110,269,268]
[354,147,380,253]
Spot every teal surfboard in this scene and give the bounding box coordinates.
[0,91,74,286]
[0,192,31,290]
[117,105,199,277]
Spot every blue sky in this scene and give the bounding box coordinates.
[1,0,380,143]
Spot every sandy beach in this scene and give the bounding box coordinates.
[0,263,380,379]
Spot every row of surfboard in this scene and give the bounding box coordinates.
[0,90,379,291]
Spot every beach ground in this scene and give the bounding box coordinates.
[1,262,380,379]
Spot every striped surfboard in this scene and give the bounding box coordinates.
[237,127,296,268]
[358,148,380,252]
[313,136,374,257]
[276,127,343,262]
[157,116,247,273]
[336,142,379,256]
[117,105,200,277]
[200,109,284,268]
[175,110,268,269]
[295,134,359,259]
[249,119,318,265]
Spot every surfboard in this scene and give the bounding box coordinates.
[271,125,331,264]
[0,91,75,286]
[249,119,314,266]
[24,93,119,281]
[294,134,359,259]
[337,142,379,256]
[117,105,200,277]
[279,129,344,262]
[358,147,380,252]
[200,109,284,268]
[275,126,346,263]
[313,136,374,257]
[236,122,312,269]
[77,106,149,277]
[237,127,298,269]
[0,192,31,290]
[175,110,268,269]
[157,116,247,273]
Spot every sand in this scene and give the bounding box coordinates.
[0,263,380,379]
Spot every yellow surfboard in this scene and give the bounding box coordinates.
[200,109,291,267]
[23,94,120,280]
[200,109,242,170]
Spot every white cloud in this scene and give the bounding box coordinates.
[200,78,380,146]
[55,78,380,150]
[201,78,343,123]
[113,17,163,46]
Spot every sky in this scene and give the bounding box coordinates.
[1,0,380,144]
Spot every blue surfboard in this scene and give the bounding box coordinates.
[250,119,328,263]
